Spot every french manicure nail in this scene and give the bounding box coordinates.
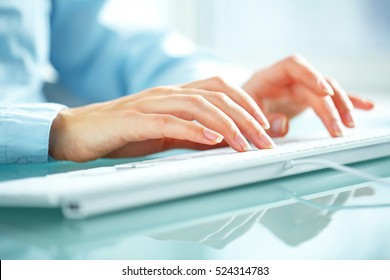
[271,117,287,136]
[236,134,251,152]
[331,120,344,137]
[343,112,355,128]
[260,133,276,149]
[319,79,334,96]
[204,128,224,143]
[255,111,270,130]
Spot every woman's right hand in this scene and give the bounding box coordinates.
[49,77,274,162]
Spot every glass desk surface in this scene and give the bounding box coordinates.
[1,95,390,260]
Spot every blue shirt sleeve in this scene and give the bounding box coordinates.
[0,1,66,164]
[49,0,249,102]
[0,103,66,164]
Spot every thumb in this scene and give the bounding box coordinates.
[267,113,289,138]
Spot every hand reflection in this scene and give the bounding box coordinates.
[150,187,374,249]
[150,210,266,249]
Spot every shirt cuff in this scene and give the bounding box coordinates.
[0,103,67,164]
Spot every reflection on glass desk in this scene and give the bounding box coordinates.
[0,156,390,260]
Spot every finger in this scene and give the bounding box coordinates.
[327,78,355,128]
[267,55,334,97]
[183,76,271,129]
[203,90,275,149]
[267,113,289,138]
[173,88,275,149]
[138,78,274,148]
[348,95,375,110]
[133,95,252,152]
[293,84,344,137]
[125,113,224,146]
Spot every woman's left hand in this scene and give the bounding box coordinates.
[242,55,374,137]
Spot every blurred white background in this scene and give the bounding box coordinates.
[100,0,390,93]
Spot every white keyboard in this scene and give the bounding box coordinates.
[9,129,390,185]
[114,129,390,171]
[0,128,390,219]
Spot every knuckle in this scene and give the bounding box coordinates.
[187,95,207,106]
[221,115,236,131]
[212,91,230,103]
[286,54,305,64]
[149,86,166,93]
[326,76,337,86]
[150,86,175,95]
[242,94,255,107]
[240,114,256,131]
[246,115,256,125]
[157,114,174,128]
[210,75,226,86]
[119,108,137,118]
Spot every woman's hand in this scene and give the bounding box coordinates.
[243,55,374,137]
[49,77,274,162]
[49,55,375,162]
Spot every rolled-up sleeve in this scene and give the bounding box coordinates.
[0,103,66,164]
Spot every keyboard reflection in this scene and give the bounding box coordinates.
[0,156,389,259]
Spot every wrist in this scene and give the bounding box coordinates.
[49,108,70,160]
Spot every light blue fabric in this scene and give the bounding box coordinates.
[0,0,248,164]
[0,103,66,163]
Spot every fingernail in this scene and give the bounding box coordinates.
[259,133,276,149]
[271,117,287,136]
[363,99,375,109]
[331,120,344,137]
[343,111,355,128]
[255,111,270,130]
[203,128,224,143]
[319,79,334,96]
[236,134,251,151]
